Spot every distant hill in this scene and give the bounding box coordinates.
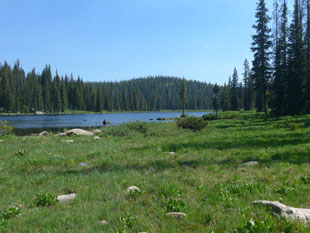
[0,61,215,113]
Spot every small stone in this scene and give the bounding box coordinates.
[0,140,3,142]
[100,220,108,225]
[149,166,155,172]
[93,129,102,133]
[57,193,76,203]
[127,186,140,193]
[242,161,258,166]
[79,162,87,167]
[169,152,176,155]
[94,136,101,139]
[67,140,74,143]
[166,212,187,218]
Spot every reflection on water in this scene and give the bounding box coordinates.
[0,112,208,135]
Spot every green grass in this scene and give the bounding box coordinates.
[1,112,310,232]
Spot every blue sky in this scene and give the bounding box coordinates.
[0,0,276,84]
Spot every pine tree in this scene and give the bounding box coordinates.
[287,0,305,115]
[180,78,187,116]
[243,59,254,110]
[219,83,230,111]
[304,0,310,112]
[230,68,239,110]
[273,0,289,115]
[212,84,220,118]
[251,0,273,113]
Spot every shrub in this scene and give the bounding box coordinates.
[33,192,58,207]
[0,121,13,135]
[176,116,208,131]
[126,121,149,134]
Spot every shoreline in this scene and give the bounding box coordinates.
[0,110,210,116]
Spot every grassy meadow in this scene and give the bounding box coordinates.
[1,112,310,232]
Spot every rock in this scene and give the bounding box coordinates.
[0,140,3,142]
[93,129,102,133]
[150,119,154,121]
[57,194,76,203]
[242,161,258,166]
[103,120,110,125]
[149,166,155,172]
[253,200,310,223]
[79,162,87,167]
[56,129,94,137]
[67,140,74,143]
[94,136,101,139]
[39,131,49,136]
[35,111,44,115]
[100,220,108,225]
[127,186,140,193]
[169,152,176,155]
[166,212,187,218]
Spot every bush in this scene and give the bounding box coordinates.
[0,121,13,135]
[33,192,58,207]
[126,121,149,134]
[176,116,208,131]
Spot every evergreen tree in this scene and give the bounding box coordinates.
[287,0,305,115]
[230,68,239,110]
[219,82,230,111]
[304,0,310,112]
[243,59,254,110]
[273,0,289,115]
[212,84,220,118]
[180,78,187,116]
[251,0,273,113]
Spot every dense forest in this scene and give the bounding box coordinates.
[222,0,310,116]
[0,61,215,113]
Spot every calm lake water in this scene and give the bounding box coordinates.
[0,112,208,135]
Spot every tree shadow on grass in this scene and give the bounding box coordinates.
[163,132,310,152]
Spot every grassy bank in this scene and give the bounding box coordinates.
[1,112,310,232]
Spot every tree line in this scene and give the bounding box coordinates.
[0,61,215,113]
[218,0,310,116]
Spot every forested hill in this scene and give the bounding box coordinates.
[0,61,214,113]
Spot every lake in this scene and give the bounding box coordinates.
[0,111,208,135]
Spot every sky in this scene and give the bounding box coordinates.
[0,0,278,84]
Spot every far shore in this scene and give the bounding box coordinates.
[0,109,210,116]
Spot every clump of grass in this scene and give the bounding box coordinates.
[15,149,27,156]
[163,198,187,212]
[2,206,22,220]
[300,176,310,184]
[119,215,137,230]
[276,182,296,195]
[32,192,58,207]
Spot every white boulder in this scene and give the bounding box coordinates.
[253,200,310,223]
